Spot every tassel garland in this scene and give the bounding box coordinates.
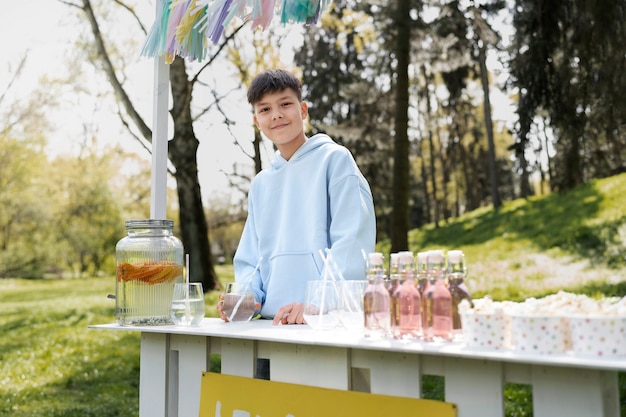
[141,0,332,63]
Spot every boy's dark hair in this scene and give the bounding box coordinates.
[247,69,302,105]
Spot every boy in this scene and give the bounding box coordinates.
[219,68,376,325]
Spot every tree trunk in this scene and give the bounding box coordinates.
[419,151,431,224]
[416,69,430,226]
[423,68,440,227]
[169,58,218,290]
[519,144,531,198]
[390,0,411,252]
[478,44,501,209]
[253,129,263,174]
[542,121,554,192]
[434,97,449,224]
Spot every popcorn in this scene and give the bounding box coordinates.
[458,299,472,313]
[460,296,513,314]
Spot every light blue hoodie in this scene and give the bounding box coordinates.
[233,133,376,319]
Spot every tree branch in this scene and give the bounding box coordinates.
[116,109,176,176]
[0,54,27,108]
[80,0,152,142]
[192,22,247,84]
[113,0,148,35]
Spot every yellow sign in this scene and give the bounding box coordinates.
[199,372,456,417]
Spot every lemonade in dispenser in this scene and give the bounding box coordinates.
[115,219,184,326]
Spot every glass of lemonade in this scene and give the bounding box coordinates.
[223,282,257,322]
[170,282,205,326]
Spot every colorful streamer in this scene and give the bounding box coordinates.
[175,0,208,62]
[141,0,332,62]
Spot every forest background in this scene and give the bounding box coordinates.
[1,0,625,291]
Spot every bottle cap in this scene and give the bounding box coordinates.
[398,251,412,262]
[428,249,444,263]
[447,250,463,263]
[368,252,384,264]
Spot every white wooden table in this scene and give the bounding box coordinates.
[92,319,624,417]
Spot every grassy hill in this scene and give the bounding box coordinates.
[380,172,626,301]
[1,173,626,416]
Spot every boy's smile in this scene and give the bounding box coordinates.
[253,89,308,160]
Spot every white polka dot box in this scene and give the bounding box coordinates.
[458,292,626,357]
[459,300,510,350]
[569,315,626,357]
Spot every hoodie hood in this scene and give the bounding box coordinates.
[270,133,333,170]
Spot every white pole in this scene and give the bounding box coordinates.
[149,47,170,219]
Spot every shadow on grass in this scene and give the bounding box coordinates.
[517,276,626,302]
[0,316,33,357]
[417,181,601,247]
[572,280,626,298]
[409,178,626,267]
[0,331,141,417]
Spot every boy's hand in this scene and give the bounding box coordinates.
[217,294,229,322]
[273,302,305,325]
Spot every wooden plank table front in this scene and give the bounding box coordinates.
[91,319,624,417]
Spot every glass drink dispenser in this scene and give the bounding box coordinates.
[115,219,184,326]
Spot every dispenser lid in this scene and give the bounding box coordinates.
[125,219,174,229]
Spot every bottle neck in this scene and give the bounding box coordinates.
[367,266,385,283]
[398,269,414,283]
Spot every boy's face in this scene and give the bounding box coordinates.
[253,88,308,159]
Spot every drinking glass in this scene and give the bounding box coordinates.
[170,282,205,327]
[337,280,367,332]
[223,282,256,322]
[303,280,340,330]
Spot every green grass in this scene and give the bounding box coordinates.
[2,174,626,416]
[0,267,230,417]
[0,277,139,417]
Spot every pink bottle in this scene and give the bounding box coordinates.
[416,251,429,296]
[363,252,390,338]
[387,253,400,331]
[447,250,471,337]
[424,250,452,341]
[417,251,431,336]
[391,251,422,340]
